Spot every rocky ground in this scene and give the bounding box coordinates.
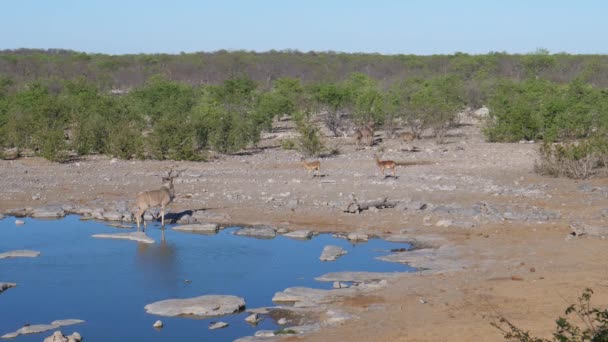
[2,117,608,341]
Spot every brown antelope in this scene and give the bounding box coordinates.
[374,154,396,178]
[134,167,184,231]
[300,157,321,178]
[399,131,416,142]
[353,121,375,148]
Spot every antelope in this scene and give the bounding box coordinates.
[353,121,375,148]
[374,154,396,178]
[134,167,184,231]
[300,157,321,178]
[399,132,416,143]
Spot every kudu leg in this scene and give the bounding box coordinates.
[161,205,165,228]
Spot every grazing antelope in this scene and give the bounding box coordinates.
[374,154,396,178]
[300,157,321,178]
[134,167,184,231]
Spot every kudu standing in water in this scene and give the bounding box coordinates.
[134,168,184,231]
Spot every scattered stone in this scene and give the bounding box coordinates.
[208,322,229,330]
[43,330,82,342]
[570,223,608,237]
[277,318,287,325]
[319,245,347,261]
[15,219,25,225]
[435,219,452,227]
[144,295,246,317]
[234,227,276,239]
[92,232,155,244]
[245,313,263,324]
[0,250,40,259]
[1,319,85,339]
[511,275,524,281]
[153,320,163,329]
[282,230,313,240]
[173,223,219,234]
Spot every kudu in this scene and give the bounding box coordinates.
[134,168,184,231]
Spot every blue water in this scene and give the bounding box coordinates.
[0,215,413,341]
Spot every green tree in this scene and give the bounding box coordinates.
[410,76,465,143]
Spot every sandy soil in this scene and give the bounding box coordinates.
[2,121,608,341]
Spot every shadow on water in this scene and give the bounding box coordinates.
[0,215,415,342]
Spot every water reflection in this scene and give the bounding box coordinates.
[135,228,180,293]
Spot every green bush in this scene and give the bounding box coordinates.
[294,111,324,157]
[492,288,608,342]
[280,139,296,150]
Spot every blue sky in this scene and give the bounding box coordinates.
[1,0,605,55]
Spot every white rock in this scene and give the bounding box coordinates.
[320,245,348,261]
[92,232,155,244]
[347,233,368,241]
[435,219,452,227]
[0,250,40,259]
[173,223,219,234]
[15,219,25,225]
[245,313,262,324]
[208,321,229,330]
[145,295,246,317]
[153,320,163,329]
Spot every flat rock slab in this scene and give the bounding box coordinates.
[315,271,403,283]
[376,246,466,273]
[92,232,155,244]
[0,250,41,259]
[173,223,219,234]
[234,227,276,239]
[282,230,313,240]
[144,295,246,317]
[1,319,84,339]
[272,287,366,306]
[319,245,347,261]
[383,234,446,247]
[0,283,16,294]
[30,206,66,219]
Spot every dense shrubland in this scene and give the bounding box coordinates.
[0,49,607,176]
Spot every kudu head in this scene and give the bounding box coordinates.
[161,167,185,189]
